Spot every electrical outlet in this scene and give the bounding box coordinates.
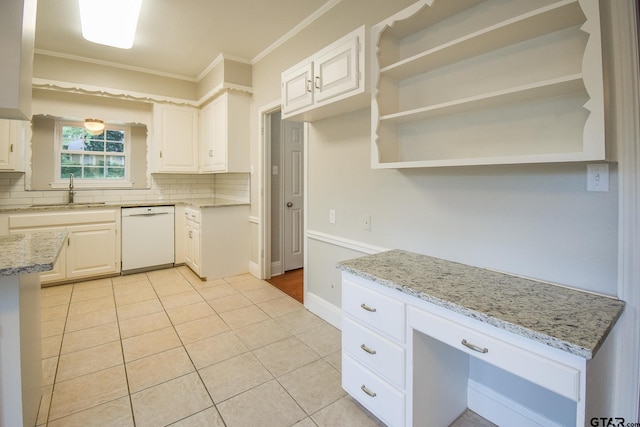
[363,215,371,231]
[329,209,336,224]
[587,164,609,192]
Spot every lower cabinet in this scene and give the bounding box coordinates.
[8,209,120,284]
[183,205,249,280]
[341,275,406,427]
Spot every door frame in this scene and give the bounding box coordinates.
[258,101,308,284]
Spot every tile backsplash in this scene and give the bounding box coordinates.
[0,172,250,207]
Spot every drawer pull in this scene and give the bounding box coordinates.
[360,384,377,398]
[462,339,488,354]
[360,344,377,355]
[360,303,377,312]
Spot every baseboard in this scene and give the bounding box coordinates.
[249,261,260,279]
[467,379,565,427]
[271,261,283,276]
[304,291,342,330]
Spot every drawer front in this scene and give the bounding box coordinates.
[342,316,405,388]
[407,306,580,401]
[342,354,405,427]
[342,278,405,342]
[184,208,201,224]
[9,209,117,228]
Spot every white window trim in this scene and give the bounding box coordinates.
[51,120,133,189]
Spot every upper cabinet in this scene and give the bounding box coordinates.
[0,119,27,172]
[152,104,199,173]
[199,91,250,173]
[0,0,36,120]
[371,0,606,168]
[282,25,368,122]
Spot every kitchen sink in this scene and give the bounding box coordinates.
[30,202,107,208]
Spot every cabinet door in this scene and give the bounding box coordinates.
[66,223,118,279]
[282,62,314,115]
[154,104,199,172]
[0,119,24,171]
[200,96,227,172]
[185,221,201,276]
[313,35,359,104]
[9,226,67,283]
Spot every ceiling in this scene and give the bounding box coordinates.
[34,0,334,81]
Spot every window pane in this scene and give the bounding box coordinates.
[106,168,125,178]
[62,126,84,140]
[84,167,105,179]
[85,130,104,138]
[83,155,105,166]
[63,138,84,151]
[84,139,105,152]
[61,153,82,166]
[106,130,125,142]
[106,141,124,152]
[106,156,125,167]
[61,166,82,178]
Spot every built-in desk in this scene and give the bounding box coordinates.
[0,232,66,427]
[337,250,624,427]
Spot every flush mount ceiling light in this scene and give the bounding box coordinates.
[79,0,143,49]
[84,118,105,135]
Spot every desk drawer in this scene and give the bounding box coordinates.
[342,278,405,342]
[342,354,405,427]
[342,316,405,388]
[407,306,580,401]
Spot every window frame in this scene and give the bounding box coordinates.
[51,120,133,189]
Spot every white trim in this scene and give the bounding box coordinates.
[251,0,343,64]
[33,78,199,107]
[610,0,640,421]
[304,291,342,330]
[467,379,565,427]
[249,261,260,278]
[196,82,253,107]
[306,229,390,255]
[271,261,283,277]
[258,101,283,280]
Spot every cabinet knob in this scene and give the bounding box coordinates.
[286,202,293,208]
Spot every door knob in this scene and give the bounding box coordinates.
[286,202,293,208]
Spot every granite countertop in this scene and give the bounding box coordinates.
[0,232,67,276]
[336,249,625,359]
[0,198,250,213]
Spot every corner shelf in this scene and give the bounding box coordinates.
[371,0,606,169]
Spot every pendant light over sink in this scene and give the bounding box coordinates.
[84,118,105,135]
[79,0,143,49]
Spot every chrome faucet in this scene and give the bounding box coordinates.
[69,173,75,204]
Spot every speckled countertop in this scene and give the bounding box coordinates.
[337,249,624,359]
[0,232,67,276]
[0,198,249,213]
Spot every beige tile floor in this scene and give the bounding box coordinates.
[37,266,385,427]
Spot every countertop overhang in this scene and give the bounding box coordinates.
[0,231,67,276]
[0,198,249,213]
[337,249,625,359]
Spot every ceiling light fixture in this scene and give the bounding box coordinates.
[84,118,105,135]
[79,0,143,49]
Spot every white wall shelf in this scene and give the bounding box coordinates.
[371,0,606,169]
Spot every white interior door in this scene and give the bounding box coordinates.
[283,120,304,271]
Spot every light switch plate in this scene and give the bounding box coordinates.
[587,164,609,192]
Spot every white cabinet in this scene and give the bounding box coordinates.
[341,271,615,427]
[281,25,367,122]
[152,104,199,173]
[8,209,120,284]
[371,0,606,168]
[184,207,201,276]
[199,91,250,173]
[341,277,406,427]
[0,0,36,120]
[0,119,26,171]
[182,205,249,280]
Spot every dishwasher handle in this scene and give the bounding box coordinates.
[126,212,171,217]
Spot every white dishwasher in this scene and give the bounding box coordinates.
[121,206,175,274]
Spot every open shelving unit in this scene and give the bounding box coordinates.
[371,0,606,168]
